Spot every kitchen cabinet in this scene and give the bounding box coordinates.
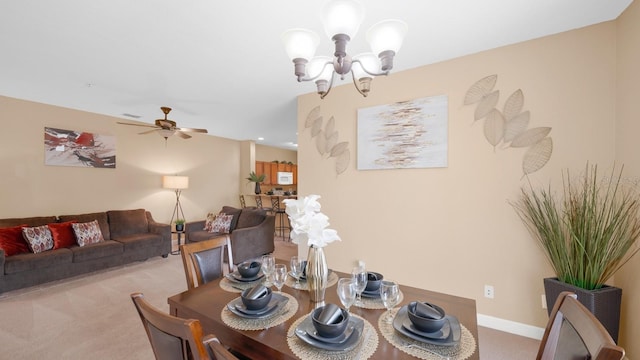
[255,161,297,185]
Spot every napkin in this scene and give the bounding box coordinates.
[244,285,268,300]
[317,303,344,324]
[367,273,379,281]
[414,302,444,319]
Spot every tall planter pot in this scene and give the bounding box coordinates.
[543,277,622,343]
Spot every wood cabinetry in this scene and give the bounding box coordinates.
[255,161,297,185]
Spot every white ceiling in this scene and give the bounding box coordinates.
[0,0,632,150]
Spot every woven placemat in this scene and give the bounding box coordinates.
[353,290,405,310]
[285,271,339,291]
[219,276,264,293]
[286,314,379,360]
[221,292,298,330]
[378,308,477,360]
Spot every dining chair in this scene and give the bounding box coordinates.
[536,291,625,360]
[131,292,210,360]
[180,236,230,290]
[203,334,241,360]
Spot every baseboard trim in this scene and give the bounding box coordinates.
[477,313,545,340]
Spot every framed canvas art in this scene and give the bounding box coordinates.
[357,95,448,170]
[44,127,116,168]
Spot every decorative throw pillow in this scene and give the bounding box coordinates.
[72,220,104,246]
[203,212,216,232]
[0,225,30,256]
[22,225,54,254]
[48,221,77,249]
[211,213,233,234]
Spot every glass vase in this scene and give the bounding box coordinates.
[306,245,328,302]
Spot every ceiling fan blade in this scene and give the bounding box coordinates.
[177,127,208,133]
[138,129,159,135]
[117,121,158,129]
[176,131,192,139]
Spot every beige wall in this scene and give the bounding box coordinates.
[0,96,242,223]
[296,18,631,349]
[614,0,640,356]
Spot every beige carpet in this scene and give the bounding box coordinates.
[0,239,539,360]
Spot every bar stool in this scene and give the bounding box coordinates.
[270,196,291,241]
[239,194,246,208]
[255,195,273,214]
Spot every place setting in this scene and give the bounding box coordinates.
[221,279,298,331]
[377,296,477,360]
[287,303,379,360]
[351,268,404,310]
[285,255,339,291]
[220,254,275,293]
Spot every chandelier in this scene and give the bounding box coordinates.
[282,0,408,99]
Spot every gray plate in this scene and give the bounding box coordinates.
[401,316,451,340]
[295,315,363,351]
[227,271,264,283]
[393,305,461,346]
[227,293,288,319]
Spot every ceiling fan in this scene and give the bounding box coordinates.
[117,107,208,140]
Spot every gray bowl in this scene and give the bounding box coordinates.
[364,271,383,292]
[311,305,350,338]
[241,287,272,310]
[237,261,261,278]
[407,301,446,333]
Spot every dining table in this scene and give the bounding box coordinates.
[168,260,480,360]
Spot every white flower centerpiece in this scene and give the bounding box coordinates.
[283,195,340,301]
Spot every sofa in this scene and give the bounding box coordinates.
[185,206,275,265]
[0,209,170,294]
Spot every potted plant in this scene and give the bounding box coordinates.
[246,171,266,195]
[511,163,640,342]
[175,219,185,232]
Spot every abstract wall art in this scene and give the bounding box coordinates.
[44,127,116,168]
[357,95,448,170]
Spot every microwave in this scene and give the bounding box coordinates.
[277,172,293,185]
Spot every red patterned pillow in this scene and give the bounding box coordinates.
[22,225,54,254]
[211,213,233,234]
[0,225,29,256]
[204,212,216,232]
[72,220,104,246]
[48,221,77,249]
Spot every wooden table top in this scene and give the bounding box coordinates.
[168,266,479,360]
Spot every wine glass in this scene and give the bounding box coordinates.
[273,264,287,292]
[290,256,303,289]
[380,280,400,323]
[261,254,275,287]
[336,278,357,313]
[352,266,368,306]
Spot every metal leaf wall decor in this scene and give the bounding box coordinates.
[463,75,553,176]
[304,106,351,175]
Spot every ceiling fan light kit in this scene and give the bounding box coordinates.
[282,0,407,99]
[117,107,208,141]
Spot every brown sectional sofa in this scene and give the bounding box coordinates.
[185,206,275,265]
[0,209,170,294]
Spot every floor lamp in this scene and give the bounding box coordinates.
[162,175,189,225]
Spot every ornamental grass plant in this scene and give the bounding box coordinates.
[512,163,640,290]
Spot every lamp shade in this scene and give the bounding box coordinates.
[352,52,380,80]
[321,0,364,39]
[282,28,320,61]
[308,56,334,81]
[366,19,408,55]
[162,175,189,190]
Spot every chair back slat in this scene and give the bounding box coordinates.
[181,236,229,290]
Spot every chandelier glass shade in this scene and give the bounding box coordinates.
[282,0,407,98]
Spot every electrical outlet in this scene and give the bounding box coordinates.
[541,294,547,309]
[484,285,494,299]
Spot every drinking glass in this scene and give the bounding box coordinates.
[290,256,303,289]
[336,278,357,313]
[273,264,287,292]
[352,266,368,306]
[380,280,400,323]
[261,254,275,287]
